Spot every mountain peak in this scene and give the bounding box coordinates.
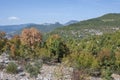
[65,20,79,26]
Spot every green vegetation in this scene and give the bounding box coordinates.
[64,30,120,79]
[1,28,120,78]
[101,68,112,80]
[46,34,69,62]
[0,13,120,79]
[50,13,120,38]
[25,60,42,77]
[0,32,7,53]
[6,62,18,74]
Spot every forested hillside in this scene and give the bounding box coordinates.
[51,13,120,38]
[0,28,120,79]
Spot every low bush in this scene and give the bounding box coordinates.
[25,64,39,77]
[6,62,18,74]
[0,63,4,70]
[35,48,51,61]
[101,68,112,80]
[115,52,120,72]
[97,48,116,70]
[25,60,43,77]
[63,52,99,70]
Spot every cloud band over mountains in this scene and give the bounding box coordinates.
[8,16,20,20]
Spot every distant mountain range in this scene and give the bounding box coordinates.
[0,23,62,34]
[0,24,28,34]
[24,22,63,33]
[0,20,79,35]
[1,13,120,38]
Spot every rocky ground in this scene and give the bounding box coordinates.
[0,64,73,80]
[0,53,120,80]
[0,53,73,80]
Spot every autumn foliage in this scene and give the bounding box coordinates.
[0,31,6,39]
[21,28,42,47]
[1,28,120,79]
[0,31,6,53]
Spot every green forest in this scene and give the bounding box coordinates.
[0,27,120,79]
[50,13,120,38]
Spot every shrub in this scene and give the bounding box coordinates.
[34,60,43,69]
[25,64,39,77]
[0,31,6,54]
[0,31,6,39]
[0,39,6,53]
[71,52,98,69]
[19,28,42,59]
[63,52,99,71]
[6,62,18,74]
[101,68,112,80]
[21,28,42,48]
[97,48,116,69]
[18,45,33,59]
[46,34,69,62]
[35,48,51,61]
[115,52,120,73]
[0,63,4,70]
[25,60,42,77]
[72,69,89,80]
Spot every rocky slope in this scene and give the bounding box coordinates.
[0,53,120,80]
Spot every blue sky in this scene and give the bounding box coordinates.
[0,0,120,25]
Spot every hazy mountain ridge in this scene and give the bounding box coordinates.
[24,22,63,33]
[0,24,29,33]
[64,20,79,26]
[0,20,79,36]
[0,13,120,38]
[0,22,64,35]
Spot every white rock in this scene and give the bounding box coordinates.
[0,59,4,63]
[20,77,29,80]
[4,60,10,64]
[89,77,102,80]
[37,74,43,79]
[4,57,9,60]
[17,66,24,72]
[43,77,49,80]
[0,72,4,79]
[111,73,120,80]
[18,72,26,76]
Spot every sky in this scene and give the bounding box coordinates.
[0,0,120,25]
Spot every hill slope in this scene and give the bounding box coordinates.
[50,13,120,38]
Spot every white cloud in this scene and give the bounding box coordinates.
[8,16,20,20]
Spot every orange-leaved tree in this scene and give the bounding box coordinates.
[20,28,42,48]
[19,28,42,59]
[0,31,6,39]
